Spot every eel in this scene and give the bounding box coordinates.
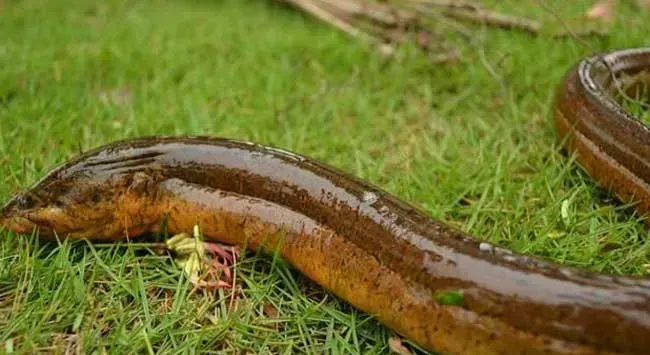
[2,48,650,355]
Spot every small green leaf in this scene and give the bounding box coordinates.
[561,199,571,226]
[166,226,207,282]
[433,290,464,306]
[547,230,566,239]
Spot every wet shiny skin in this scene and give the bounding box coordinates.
[3,49,650,355]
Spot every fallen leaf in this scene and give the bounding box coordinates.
[416,30,431,49]
[263,303,279,318]
[599,242,622,253]
[388,336,413,355]
[586,0,617,22]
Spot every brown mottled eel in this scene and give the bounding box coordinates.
[2,48,650,355]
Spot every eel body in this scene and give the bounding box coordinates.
[3,48,650,355]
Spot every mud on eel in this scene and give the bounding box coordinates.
[3,48,650,355]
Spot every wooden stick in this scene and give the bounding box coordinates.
[285,0,396,55]
[314,0,415,26]
[442,7,542,34]
[405,0,484,10]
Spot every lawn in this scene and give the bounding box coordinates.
[1,0,650,353]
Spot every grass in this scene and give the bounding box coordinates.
[1,0,650,353]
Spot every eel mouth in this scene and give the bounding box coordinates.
[0,214,40,235]
[0,195,46,235]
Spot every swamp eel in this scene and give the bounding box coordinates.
[3,48,650,354]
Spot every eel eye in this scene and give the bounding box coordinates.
[15,194,35,210]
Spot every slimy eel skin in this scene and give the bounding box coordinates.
[3,48,650,354]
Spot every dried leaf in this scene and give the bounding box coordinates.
[263,303,279,318]
[388,336,413,355]
[586,0,617,21]
[600,242,622,253]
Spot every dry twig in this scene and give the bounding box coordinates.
[280,0,612,66]
[280,0,544,64]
